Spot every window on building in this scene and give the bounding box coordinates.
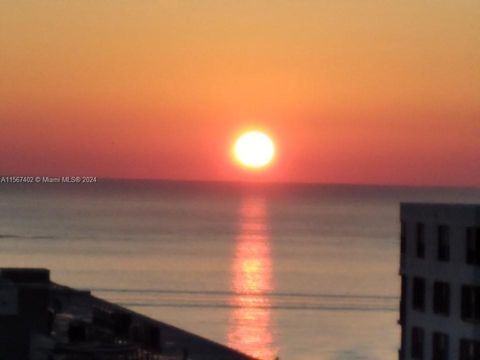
[411,327,424,359]
[437,225,450,261]
[433,281,450,316]
[400,276,407,324]
[461,285,480,322]
[460,339,480,360]
[466,227,480,265]
[416,223,425,258]
[413,277,426,311]
[432,332,449,360]
[400,221,406,255]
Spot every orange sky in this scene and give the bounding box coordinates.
[1,1,479,186]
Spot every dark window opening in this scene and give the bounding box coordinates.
[432,332,449,360]
[460,339,480,360]
[413,277,426,311]
[411,327,424,359]
[437,225,450,261]
[466,227,480,265]
[461,285,480,322]
[401,221,406,255]
[416,223,425,258]
[400,276,407,324]
[433,281,450,316]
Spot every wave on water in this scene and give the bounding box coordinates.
[0,234,20,239]
[0,234,56,240]
[92,288,398,312]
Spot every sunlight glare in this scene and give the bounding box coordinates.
[233,131,275,169]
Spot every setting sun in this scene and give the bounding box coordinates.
[233,131,275,169]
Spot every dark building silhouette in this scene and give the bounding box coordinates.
[0,268,257,360]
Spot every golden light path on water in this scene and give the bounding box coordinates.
[228,196,277,360]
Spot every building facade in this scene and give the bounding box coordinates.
[399,203,480,360]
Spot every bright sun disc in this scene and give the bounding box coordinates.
[234,131,275,169]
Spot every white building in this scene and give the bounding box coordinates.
[399,203,480,360]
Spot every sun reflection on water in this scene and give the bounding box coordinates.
[228,196,277,360]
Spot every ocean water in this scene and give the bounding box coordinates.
[1,180,479,360]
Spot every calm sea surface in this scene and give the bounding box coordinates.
[1,180,479,360]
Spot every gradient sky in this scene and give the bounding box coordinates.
[1,1,479,186]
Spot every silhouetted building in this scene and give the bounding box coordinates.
[399,203,480,360]
[0,268,256,360]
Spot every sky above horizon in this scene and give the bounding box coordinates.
[1,1,479,186]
